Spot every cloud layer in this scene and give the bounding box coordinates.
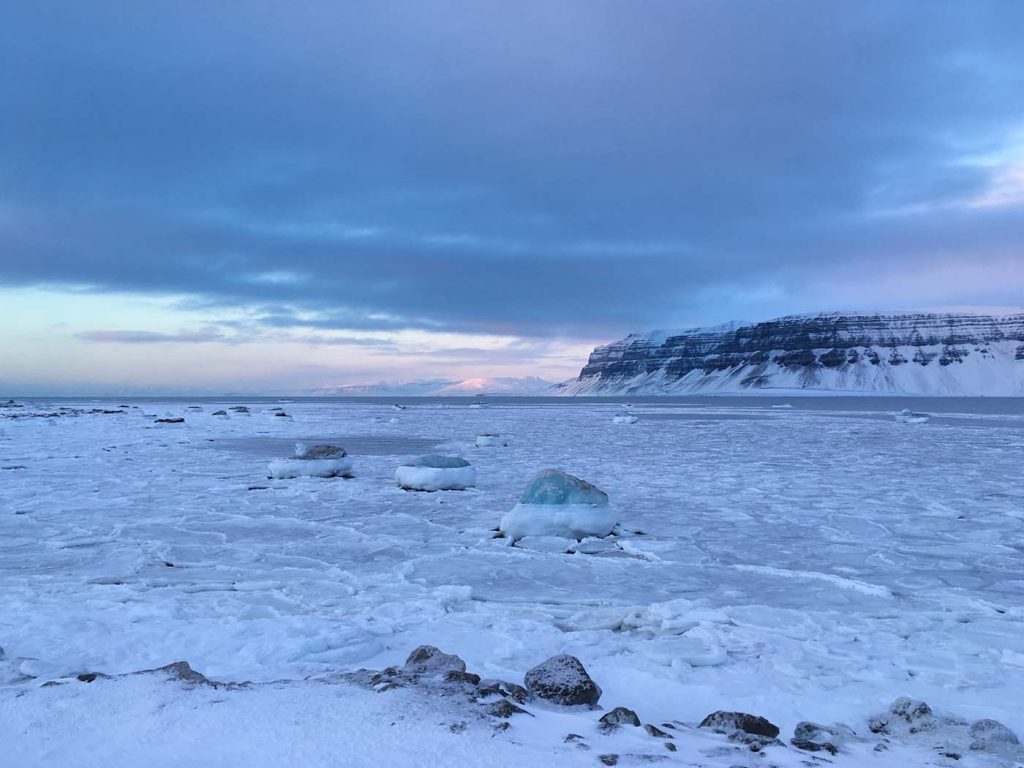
[1,0,1023,348]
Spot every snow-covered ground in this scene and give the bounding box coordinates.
[2,397,1023,767]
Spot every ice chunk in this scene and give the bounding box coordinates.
[500,470,616,540]
[895,408,930,424]
[475,433,508,447]
[612,411,639,424]
[518,469,609,506]
[395,455,475,491]
[268,442,352,479]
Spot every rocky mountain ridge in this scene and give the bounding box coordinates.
[561,312,1024,395]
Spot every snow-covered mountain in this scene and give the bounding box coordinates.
[317,377,554,397]
[559,312,1024,396]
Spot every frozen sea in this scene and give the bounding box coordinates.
[2,396,1023,767]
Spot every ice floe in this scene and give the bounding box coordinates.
[267,442,353,479]
[396,455,476,491]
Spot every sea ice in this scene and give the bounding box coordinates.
[612,411,639,424]
[395,455,476,491]
[267,442,353,479]
[475,433,508,447]
[895,408,930,424]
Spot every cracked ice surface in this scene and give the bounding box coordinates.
[1,397,1023,764]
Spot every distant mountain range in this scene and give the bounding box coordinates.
[556,312,1024,396]
[316,376,555,397]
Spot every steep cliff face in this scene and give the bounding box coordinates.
[563,313,1024,395]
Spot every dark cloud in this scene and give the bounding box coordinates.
[76,329,226,344]
[2,0,1023,339]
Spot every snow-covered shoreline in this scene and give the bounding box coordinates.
[2,398,1023,766]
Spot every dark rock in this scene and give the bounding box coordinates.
[699,711,781,750]
[211,410,228,416]
[599,755,618,766]
[478,678,532,704]
[644,724,673,739]
[154,417,185,424]
[445,670,481,686]
[486,699,531,718]
[599,707,641,730]
[791,721,852,755]
[523,654,601,707]
[700,711,780,739]
[664,742,677,752]
[969,719,1019,751]
[274,411,290,417]
[403,645,466,678]
[229,406,250,413]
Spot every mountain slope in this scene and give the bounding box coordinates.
[561,312,1024,396]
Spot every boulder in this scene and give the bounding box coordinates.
[523,654,601,707]
[402,645,467,678]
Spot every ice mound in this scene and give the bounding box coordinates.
[612,411,639,424]
[268,442,353,479]
[499,469,617,540]
[396,455,476,491]
[475,433,508,447]
[895,408,930,424]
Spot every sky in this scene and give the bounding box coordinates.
[2,1,1023,395]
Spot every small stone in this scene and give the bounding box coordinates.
[599,707,641,730]
[445,670,480,686]
[523,654,602,707]
[644,724,673,739]
[487,699,530,718]
[700,711,780,739]
[599,755,618,766]
[699,711,781,750]
[478,678,532,704]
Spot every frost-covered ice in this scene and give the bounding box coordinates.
[2,396,1024,767]
[896,408,931,424]
[612,411,639,424]
[500,469,617,540]
[475,432,508,447]
[396,455,476,491]
[267,442,353,479]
